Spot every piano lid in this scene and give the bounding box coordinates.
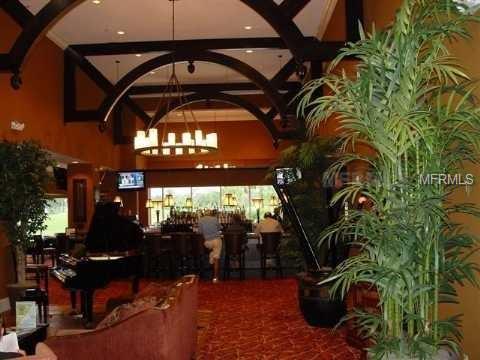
[85,201,143,253]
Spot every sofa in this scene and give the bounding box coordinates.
[33,275,198,360]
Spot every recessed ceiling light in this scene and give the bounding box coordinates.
[244,26,252,30]
[246,50,254,54]
[92,0,101,4]
[149,71,156,75]
[117,30,125,35]
[135,54,142,57]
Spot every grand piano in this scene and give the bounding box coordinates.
[52,202,143,327]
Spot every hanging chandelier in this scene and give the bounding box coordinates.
[133,0,218,156]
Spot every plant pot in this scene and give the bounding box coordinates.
[297,272,346,328]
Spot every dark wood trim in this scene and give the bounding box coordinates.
[97,50,287,127]
[72,37,295,56]
[271,58,297,87]
[8,0,82,72]
[240,0,306,62]
[346,0,364,42]
[0,54,12,71]
[1,0,33,28]
[64,47,151,125]
[128,81,300,96]
[113,105,130,145]
[72,178,87,223]
[264,59,300,126]
[70,37,343,61]
[2,0,308,74]
[279,0,311,19]
[310,60,324,80]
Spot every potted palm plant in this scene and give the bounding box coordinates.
[0,140,52,284]
[269,137,350,327]
[298,0,480,358]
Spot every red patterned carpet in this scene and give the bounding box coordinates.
[49,277,360,360]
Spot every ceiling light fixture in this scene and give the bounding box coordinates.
[133,0,218,157]
[135,54,142,57]
[244,25,252,30]
[246,49,253,54]
[117,30,125,35]
[92,0,101,4]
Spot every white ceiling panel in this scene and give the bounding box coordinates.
[87,48,294,84]
[21,0,330,43]
[19,0,329,95]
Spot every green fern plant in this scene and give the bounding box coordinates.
[298,0,480,358]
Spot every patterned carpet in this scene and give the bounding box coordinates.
[49,277,360,360]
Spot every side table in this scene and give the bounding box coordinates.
[7,324,48,355]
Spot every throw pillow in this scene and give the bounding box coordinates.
[96,296,158,329]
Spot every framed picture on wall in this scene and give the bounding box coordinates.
[73,179,87,223]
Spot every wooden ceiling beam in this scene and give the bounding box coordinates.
[0,0,33,28]
[72,37,292,56]
[279,0,311,19]
[98,50,287,128]
[64,47,151,126]
[128,81,301,96]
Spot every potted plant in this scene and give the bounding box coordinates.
[0,140,52,284]
[269,137,349,327]
[298,0,480,358]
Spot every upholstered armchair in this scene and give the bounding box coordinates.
[34,275,198,360]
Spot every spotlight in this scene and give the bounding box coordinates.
[187,61,195,74]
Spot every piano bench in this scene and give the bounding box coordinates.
[21,288,49,324]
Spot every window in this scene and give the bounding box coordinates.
[163,187,192,209]
[43,198,68,236]
[221,185,249,210]
[147,185,279,225]
[249,185,278,220]
[192,187,221,210]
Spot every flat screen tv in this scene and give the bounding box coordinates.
[274,167,302,187]
[117,171,145,191]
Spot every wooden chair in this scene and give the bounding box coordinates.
[223,232,246,280]
[10,248,49,324]
[260,232,283,279]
